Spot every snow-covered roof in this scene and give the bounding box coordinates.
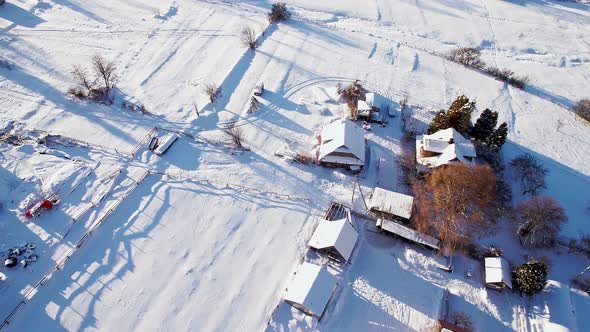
[154,133,179,156]
[357,99,371,112]
[319,118,365,166]
[538,280,590,332]
[376,219,439,250]
[284,262,338,319]
[484,257,512,289]
[416,128,476,169]
[308,218,358,261]
[369,188,414,219]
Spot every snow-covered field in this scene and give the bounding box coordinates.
[1,0,590,331]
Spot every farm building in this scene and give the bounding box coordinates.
[376,218,440,250]
[308,217,358,262]
[416,128,476,171]
[368,187,414,222]
[318,118,365,171]
[284,262,338,320]
[484,257,512,290]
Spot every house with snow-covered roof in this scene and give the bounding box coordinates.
[308,217,358,262]
[484,257,512,290]
[416,128,476,171]
[284,262,338,320]
[318,118,365,171]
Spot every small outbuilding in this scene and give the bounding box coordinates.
[369,187,414,222]
[308,218,358,262]
[376,218,440,250]
[284,262,338,320]
[484,257,512,290]
[416,128,476,171]
[318,118,365,171]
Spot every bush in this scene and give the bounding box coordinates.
[572,99,590,123]
[450,312,473,330]
[241,27,257,50]
[203,83,222,103]
[268,3,291,23]
[513,259,548,296]
[510,154,548,196]
[447,47,485,69]
[294,153,314,164]
[485,66,529,89]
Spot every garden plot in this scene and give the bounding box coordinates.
[4,175,316,332]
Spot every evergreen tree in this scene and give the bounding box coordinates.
[489,122,508,149]
[447,95,475,134]
[428,110,449,134]
[428,95,474,134]
[513,260,548,296]
[472,109,498,142]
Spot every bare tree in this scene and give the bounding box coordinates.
[203,83,222,103]
[72,65,93,96]
[92,55,116,92]
[223,121,244,149]
[447,47,485,69]
[337,80,365,119]
[413,164,497,251]
[398,148,419,187]
[247,97,260,114]
[241,27,257,50]
[510,154,548,196]
[511,196,567,247]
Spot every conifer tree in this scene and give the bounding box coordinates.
[489,122,508,149]
[513,260,548,296]
[428,95,474,134]
[472,109,498,142]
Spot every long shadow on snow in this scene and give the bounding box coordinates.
[503,141,590,236]
[10,175,311,331]
[195,24,279,129]
[0,65,140,146]
[0,3,45,32]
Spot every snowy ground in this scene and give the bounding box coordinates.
[1,0,590,331]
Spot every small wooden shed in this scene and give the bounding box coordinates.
[484,257,512,291]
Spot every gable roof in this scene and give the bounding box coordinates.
[416,128,477,168]
[484,257,512,288]
[369,188,414,219]
[284,263,338,319]
[319,118,365,166]
[308,218,358,261]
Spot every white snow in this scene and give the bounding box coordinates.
[1,0,590,331]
